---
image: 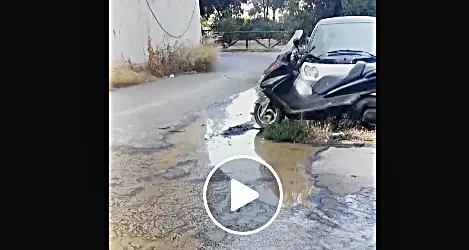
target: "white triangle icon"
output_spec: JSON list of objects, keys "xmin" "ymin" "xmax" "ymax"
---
[{"xmin": 230, "ymin": 179, "xmax": 259, "ymax": 211}]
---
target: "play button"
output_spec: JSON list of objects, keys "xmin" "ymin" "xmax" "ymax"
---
[
  {"xmin": 203, "ymin": 155, "xmax": 283, "ymax": 235},
  {"xmin": 230, "ymin": 179, "xmax": 259, "ymax": 211}
]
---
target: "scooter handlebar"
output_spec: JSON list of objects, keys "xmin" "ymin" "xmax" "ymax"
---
[{"xmin": 296, "ymin": 53, "xmax": 321, "ymax": 70}]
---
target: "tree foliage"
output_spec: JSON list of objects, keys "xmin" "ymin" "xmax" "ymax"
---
[
  {"xmin": 200, "ymin": 0, "xmax": 376, "ymax": 41},
  {"xmin": 250, "ymin": 0, "xmax": 270, "ymax": 19},
  {"xmin": 270, "ymin": 0, "xmax": 286, "ymax": 21},
  {"xmin": 281, "ymin": 0, "xmax": 376, "ymax": 37},
  {"xmin": 216, "ymin": 17, "xmax": 287, "ymax": 44},
  {"xmin": 248, "ymin": 0, "xmax": 285, "ymax": 20},
  {"xmin": 199, "ymin": 0, "xmax": 248, "ymax": 19},
  {"xmin": 342, "ymin": 0, "xmax": 376, "ymax": 16}
]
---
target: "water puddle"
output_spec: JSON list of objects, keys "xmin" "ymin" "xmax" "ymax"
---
[
  {"xmin": 205, "ymin": 88, "xmax": 261, "ymax": 164},
  {"xmin": 204, "ymin": 87, "xmax": 325, "ymax": 207},
  {"xmin": 200, "ymin": 87, "xmax": 376, "ymax": 248},
  {"xmin": 254, "ymin": 137, "xmax": 326, "ymax": 207}
]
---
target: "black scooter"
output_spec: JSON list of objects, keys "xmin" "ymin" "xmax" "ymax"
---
[{"xmin": 253, "ymin": 38, "xmax": 376, "ymax": 128}]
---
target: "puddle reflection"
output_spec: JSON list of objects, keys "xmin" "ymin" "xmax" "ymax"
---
[
  {"xmin": 205, "ymin": 88, "xmax": 325, "ymax": 207},
  {"xmin": 254, "ymin": 137, "xmax": 325, "ymax": 207}
]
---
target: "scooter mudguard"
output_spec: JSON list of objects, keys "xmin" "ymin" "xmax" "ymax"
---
[{"xmin": 251, "ymin": 94, "xmax": 271, "ymax": 116}]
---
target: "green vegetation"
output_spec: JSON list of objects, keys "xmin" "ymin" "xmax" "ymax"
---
[
  {"xmin": 263, "ymin": 119, "xmax": 311, "ymax": 143},
  {"xmin": 200, "ymin": 0, "xmax": 376, "ymax": 43},
  {"xmin": 262, "ymin": 118, "xmax": 376, "ymax": 144}
]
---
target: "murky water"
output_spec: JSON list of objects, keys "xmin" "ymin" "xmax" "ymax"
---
[
  {"xmin": 204, "ymin": 87, "xmax": 327, "ymax": 208},
  {"xmin": 254, "ymin": 136, "xmax": 326, "ymax": 207}
]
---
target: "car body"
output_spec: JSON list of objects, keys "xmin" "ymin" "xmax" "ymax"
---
[{"xmin": 300, "ymin": 16, "xmax": 376, "ymax": 88}]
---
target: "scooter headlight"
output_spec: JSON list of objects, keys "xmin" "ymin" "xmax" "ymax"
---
[{"xmin": 304, "ymin": 66, "xmax": 319, "ymax": 79}]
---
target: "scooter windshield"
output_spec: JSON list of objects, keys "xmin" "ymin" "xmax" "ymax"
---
[{"xmin": 279, "ymin": 30, "xmax": 304, "ymax": 55}]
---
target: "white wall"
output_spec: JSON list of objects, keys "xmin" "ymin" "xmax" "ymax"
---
[{"xmin": 110, "ymin": 0, "xmax": 202, "ymax": 64}]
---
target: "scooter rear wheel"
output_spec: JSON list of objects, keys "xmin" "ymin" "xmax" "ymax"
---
[
  {"xmin": 254, "ymin": 103, "xmax": 285, "ymax": 128},
  {"xmin": 349, "ymin": 97, "xmax": 376, "ymax": 128},
  {"xmin": 362, "ymin": 108, "xmax": 376, "ymax": 128}
]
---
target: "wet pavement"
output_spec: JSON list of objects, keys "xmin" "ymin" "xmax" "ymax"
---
[
  {"xmin": 110, "ymin": 53, "xmax": 376, "ymax": 250},
  {"xmin": 199, "ymin": 89, "xmax": 376, "ymax": 250}
]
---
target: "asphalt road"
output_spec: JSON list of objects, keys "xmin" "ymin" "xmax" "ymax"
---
[
  {"xmin": 109, "ymin": 52, "xmax": 376, "ymax": 250},
  {"xmin": 111, "ymin": 52, "xmax": 277, "ymax": 147}
]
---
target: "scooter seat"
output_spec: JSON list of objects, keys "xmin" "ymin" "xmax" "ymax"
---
[{"xmin": 312, "ymin": 61, "xmax": 366, "ymax": 95}]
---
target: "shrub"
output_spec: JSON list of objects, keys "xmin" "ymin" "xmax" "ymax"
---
[
  {"xmin": 147, "ymin": 37, "xmax": 219, "ymax": 77},
  {"xmin": 109, "ymin": 38, "xmax": 220, "ymax": 89},
  {"xmin": 263, "ymin": 119, "xmax": 311, "ymax": 143},
  {"xmin": 262, "ymin": 118, "xmax": 376, "ymax": 144},
  {"xmin": 109, "ymin": 62, "xmax": 150, "ymax": 88}
]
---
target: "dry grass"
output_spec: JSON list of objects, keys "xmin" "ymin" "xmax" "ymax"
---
[
  {"xmin": 263, "ymin": 119, "xmax": 376, "ymax": 145},
  {"xmin": 310, "ymin": 120, "xmax": 376, "ymax": 143},
  {"xmin": 109, "ymin": 61, "xmax": 153, "ymax": 88},
  {"xmin": 147, "ymin": 36, "xmax": 219, "ymax": 77},
  {"xmin": 345, "ymin": 128, "xmax": 376, "ymax": 143},
  {"xmin": 109, "ymin": 37, "xmax": 220, "ymax": 89},
  {"xmin": 309, "ymin": 122, "xmax": 333, "ymax": 141}
]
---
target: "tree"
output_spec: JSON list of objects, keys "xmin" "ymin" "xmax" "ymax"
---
[
  {"xmin": 250, "ymin": 0, "xmax": 270, "ymax": 19},
  {"xmin": 247, "ymin": 7, "xmax": 259, "ymax": 17},
  {"xmin": 269, "ymin": 0, "xmax": 286, "ymax": 21},
  {"xmin": 281, "ymin": 0, "xmax": 375, "ymax": 36},
  {"xmin": 342, "ymin": 0, "xmax": 376, "ymax": 16},
  {"xmin": 333, "ymin": 0, "xmax": 343, "ymax": 17},
  {"xmin": 199, "ymin": 0, "xmax": 248, "ymax": 19}
]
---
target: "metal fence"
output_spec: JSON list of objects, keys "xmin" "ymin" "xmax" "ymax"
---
[{"xmin": 211, "ymin": 30, "xmax": 290, "ymax": 49}]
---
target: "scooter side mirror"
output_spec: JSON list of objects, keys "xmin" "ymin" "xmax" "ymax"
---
[{"xmin": 293, "ymin": 38, "xmax": 300, "ymax": 49}]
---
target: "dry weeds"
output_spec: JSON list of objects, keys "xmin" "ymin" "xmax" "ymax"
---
[
  {"xmin": 109, "ymin": 37, "xmax": 220, "ymax": 89},
  {"xmin": 309, "ymin": 120, "xmax": 376, "ymax": 144},
  {"xmin": 147, "ymin": 36, "xmax": 219, "ymax": 78},
  {"xmin": 345, "ymin": 128, "xmax": 376, "ymax": 143},
  {"xmin": 263, "ymin": 119, "xmax": 376, "ymax": 145},
  {"xmin": 109, "ymin": 61, "xmax": 153, "ymax": 88}
]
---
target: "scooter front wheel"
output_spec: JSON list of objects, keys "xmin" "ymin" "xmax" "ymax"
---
[{"xmin": 254, "ymin": 102, "xmax": 285, "ymax": 128}]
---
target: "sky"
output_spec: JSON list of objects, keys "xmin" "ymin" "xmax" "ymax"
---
[
  {"xmin": 240, "ymin": 2, "xmax": 284, "ymax": 19},
  {"xmin": 204, "ymin": 2, "xmax": 285, "ymax": 25}
]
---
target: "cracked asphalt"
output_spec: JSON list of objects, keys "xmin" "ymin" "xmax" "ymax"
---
[{"xmin": 109, "ymin": 52, "xmax": 376, "ymax": 250}]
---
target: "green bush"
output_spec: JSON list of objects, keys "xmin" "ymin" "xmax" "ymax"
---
[{"xmin": 262, "ymin": 120, "xmax": 311, "ymax": 143}]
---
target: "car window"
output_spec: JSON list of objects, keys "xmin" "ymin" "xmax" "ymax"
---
[{"xmin": 309, "ymin": 22, "xmax": 376, "ymax": 56}]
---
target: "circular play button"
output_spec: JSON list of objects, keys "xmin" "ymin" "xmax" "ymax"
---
[{"xmin": 203, "ymin": 155, "xmax": 283, "ymax": 235}]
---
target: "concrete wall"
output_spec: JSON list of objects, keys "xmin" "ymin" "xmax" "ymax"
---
[{"xmin": 110, "ymin": 0, "xmax": 202, "ymax": 64}]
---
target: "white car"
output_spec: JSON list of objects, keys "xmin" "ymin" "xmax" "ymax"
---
[{"xmin": 295, "ymin": 16, "xmax": 376, "ymax": 96}]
